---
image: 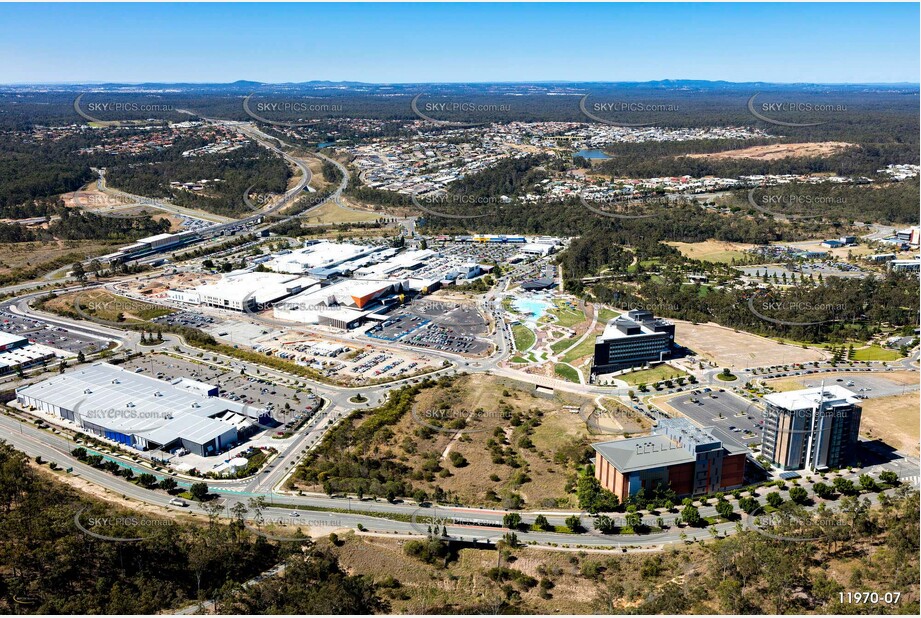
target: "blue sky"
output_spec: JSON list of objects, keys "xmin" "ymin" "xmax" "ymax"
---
[{"xmin": 1, "ymin": 3, "xmax": 917, "ymax": 84}]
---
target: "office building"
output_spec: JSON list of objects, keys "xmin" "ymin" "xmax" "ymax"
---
[
  {"xmin": 592, "ymin": 309, "xmax": 675, "ymax": 375},
  {"xmin": 592, "ymin": 418, "xmax": 747, "ymax": 502},
  {"xmin": 761, "ymin": 385, "xmax": 862, "ymax": 471}
]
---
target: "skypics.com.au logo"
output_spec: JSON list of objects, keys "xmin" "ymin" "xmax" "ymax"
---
[
  {"xmin": 746, "ymin": 93, "xmax": 847, "ymax": 127},
  {"xmin": 746, "ymin": 292, "xmax": 852, "ymax": 327},
  {"xmin": 243, "ymin": 93, "xmax": 344, "ymax": 127},
  {"xmin": 244, "ymin": 513, "xmax": 343, "ymax": 542},
  {"xmin": 746, "ymin": 188, "xmax": 845, "ymax": 220},
  {"xmin": 410, "ymin": 93, "xmax": 512, "ymax": 127},
  {"xmin": 73, "ymin": 506, "xmax": 175, "ymax": 542},
  {"xmin": 410, "ymin": 190, "xmax": 501, "ymax": 220},
  {"xmin": 70, "ymin": 189, "xmax": 165, "ymax": 220},
  {"xmin": 71, "ymin": 294, "xmax": 172, "ymax": 330},
  {"xmin": 73, "ymin": 93, "xmax": 175, "ymax": 126},
  {"xmin": 579, "ymin": 95, "xmax": 679, "ymax": 127},
  {"xmin": 410, "ymin": 407, "xmax": 512, "ymax": 435},
  {"xmin": 578, "ymin": 190, "xmax": 674, "ymax": 220}
]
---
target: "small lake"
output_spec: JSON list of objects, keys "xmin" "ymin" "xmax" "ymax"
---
[{"xmin": 573, "ymin": 149, "xmax": 611, "ymax": 160}]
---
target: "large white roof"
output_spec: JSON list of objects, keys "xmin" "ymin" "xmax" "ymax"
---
[
  {"xmin": 16, "ymin": 363, "xmax": 262, "ymax": 447},
  {"xmin": 764, "ymin": 385, "xmax": 860, "ymax": 411},
  {"xmin": 195, "ymin": 271, "xmax": 317, "ymax": 304}
]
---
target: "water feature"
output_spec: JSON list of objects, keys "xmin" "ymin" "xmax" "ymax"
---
[
  {"xmin": 573, "ymin": 149, "xmax": 611, "ymax": 160},
  {"xmin": 512, "ymin": 296, "xmax": 553, "ymax": 322}
]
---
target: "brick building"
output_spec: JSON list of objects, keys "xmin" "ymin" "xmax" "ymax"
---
[{"xmin": 592, "ymin": 418, "xmax": 748, "ymax": 502}]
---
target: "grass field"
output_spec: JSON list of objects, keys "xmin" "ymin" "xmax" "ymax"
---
[
  {"xmin": 547, "ymin": 300, "xmax": 586, "ymax": 328},
  {"xmin": 665, "ymin": 240, "xmax": 757, "ymax": 264},
  {"xmin": 554, "ymin": 363, "xmax": 580, "ymax": 383},
  {"xmin": 597, "ymin": 307, "xmax": 620, "ymax": 323},
  {"xmin": 0, "ymin": 240, "xmax": 117, "ymax": 285},
  {"xmin": 325, "ymin": 532, "xmax": 683, "ymax": 613},
  {"xmin": 512, "ymin": 324, "xmax": 536, "ymax": 351},
  {"xmin": 380, "ymin": 375, "xmax": 604, "ymax": 506},
  {"xmin": 550, "ymin": 336, "xmax": 578, "ymax": 354},
  {"xmin": 851, "ymin": 345, "xmax": 903, "ymax": 361},
  {"xmin": 297, "ymin": 199, "xmax": 381, "ymax": 224},
  {"xmin": 859, "ymin": 393, "xmax": 920, "ymax": 456},
  {"xmin": 559, "ymin": 335, "xmax": 597, "ymax": 364},
  {"xmin": 619, "ymin": 364, "xmax": 688, "ymax": 386},
  {"xmin": 686, "ymin": 141, "xmax": 853, "ymax": 161}
]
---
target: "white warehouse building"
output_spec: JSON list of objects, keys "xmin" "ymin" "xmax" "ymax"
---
[{"xmin": 16, "ymin": 363, "xmax": 269, "ymax": 457}]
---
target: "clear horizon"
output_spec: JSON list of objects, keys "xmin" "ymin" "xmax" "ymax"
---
[{"xmin": 0, "ymin": 2, "xmax": 917, "ymax": 84}]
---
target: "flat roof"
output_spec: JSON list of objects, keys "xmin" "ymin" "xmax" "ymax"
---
[
  {"xmin": 16, "ymin": 363, "xmax": 263, "ymax": 447},
  {"xmin": 598, "ymin": 315, "xmax": 670, "ymax": 342},
  {"xmin": 137, "ymin": 233, "xmax": 178, "ymax": 244},
  {"xmin": 195, "ymin": 271, "xmax": 317, "ymax": 304},
  {"xmin": 763, "ymin": 385, "xmax": 860, "ymax": 411},
  {"xmin": 593, "ymin": 417, "xmax": 748, "ymax": 472},
  {"xmin": 593, "ymin": 434, "xmax": 694, "ymax": 472},
  {"xmin": 268, "ymin": 241, "xmax": 383, "ymax": 273},
  {"xmin": 0, "ymin": 331, "xmax": 28, "ymax": 347}
]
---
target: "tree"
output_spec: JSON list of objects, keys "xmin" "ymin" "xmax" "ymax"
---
[
  {"xmin": 533, "ymin": 514, "xmax": 551, "ymax": 531},
  {"xmin": 715, "ymin": 500, "xmax": 734, "ymax": 519},
  {"xmin": 593, "ymin": 514, "xmax": 617, "ymax": 534},
  {"xmin": 680, "ymin": 504, "xmax": 702, "ymax": 527},
  {"xmin": 812, "ymin": 482, "xmax": 833, "ymax": 499},
  {"xmin": 858, "ymin": 474, "xmax": 877, "ymax": 492},
  {"xmin": 190, "ymin": 481, "xmax": 210, "ymax": 502},
  {"xmin": 71, "ymin": 261, "xmax": 86, "ymax": 282},
  {"xmin": 576, "ymin": 475, "xmax": 619, "ymax": 513},
  {"xmin": 765, "ymin": 492, "xmax": 784, "ymax": 508},
  {"xmin": 77, "ymin": 350, "xmax": 86, "ymax": 363},
  {"xmin": 738, "ymin": 496, "xmax": 759, "ymax": 513},
  {"xmin": 137, "ymin": 473, "xmax": 158, "ymax": 488},
  {"xmin": 832, "ymin": 477, "xmax": 857, "ymax": 496},
  {"xmin": 788, "ymin": 486, "xmax": 809, "ymax": 504},
  {"xmin": 159, "ymin": 477, "xmax": 178, "ymax": 492},
  {"xmin": 565, "ymin": 515, "xmax": 583, "ymax": 533},
  {"xmin": 503, "ymin": 512, "xmax": 522, "ymax": 530},
  {"xmin": 879, "ymin": 470, "xmax": 899, "ymax": 485},
  {"xmin": 625, "ymin": 512, "xmax": 643, "ymax": 531}
]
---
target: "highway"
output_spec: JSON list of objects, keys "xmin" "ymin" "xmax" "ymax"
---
[
  {"xmin": 3, "ymin": 407, "xmax": 917, "ymax": 551},
  {"xmin": 0, "ymin": 116, "xmax": 917, "ymax": 553},
  {"xmin": 3, "ymin": 274, "xmax": 918, "ymax": 551}
]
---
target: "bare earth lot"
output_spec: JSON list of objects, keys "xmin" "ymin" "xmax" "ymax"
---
[
  {"xmin": 675, "ymin": 321, "xmax": 826, "ymax": 369},
  {"xmin": 666, "ymin": 240, "xmax": 757, "ymax": 264},
  {"xmin": 859, "ymin": 393, "xmax": 920, "ymax": 456},
  {"xmin": 0, "ymin": 239, "xmax": 116, "ymax": 279},
  {"xmin": 686, "ymin": 141, "xmax": 854, "ymax": 161}
]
